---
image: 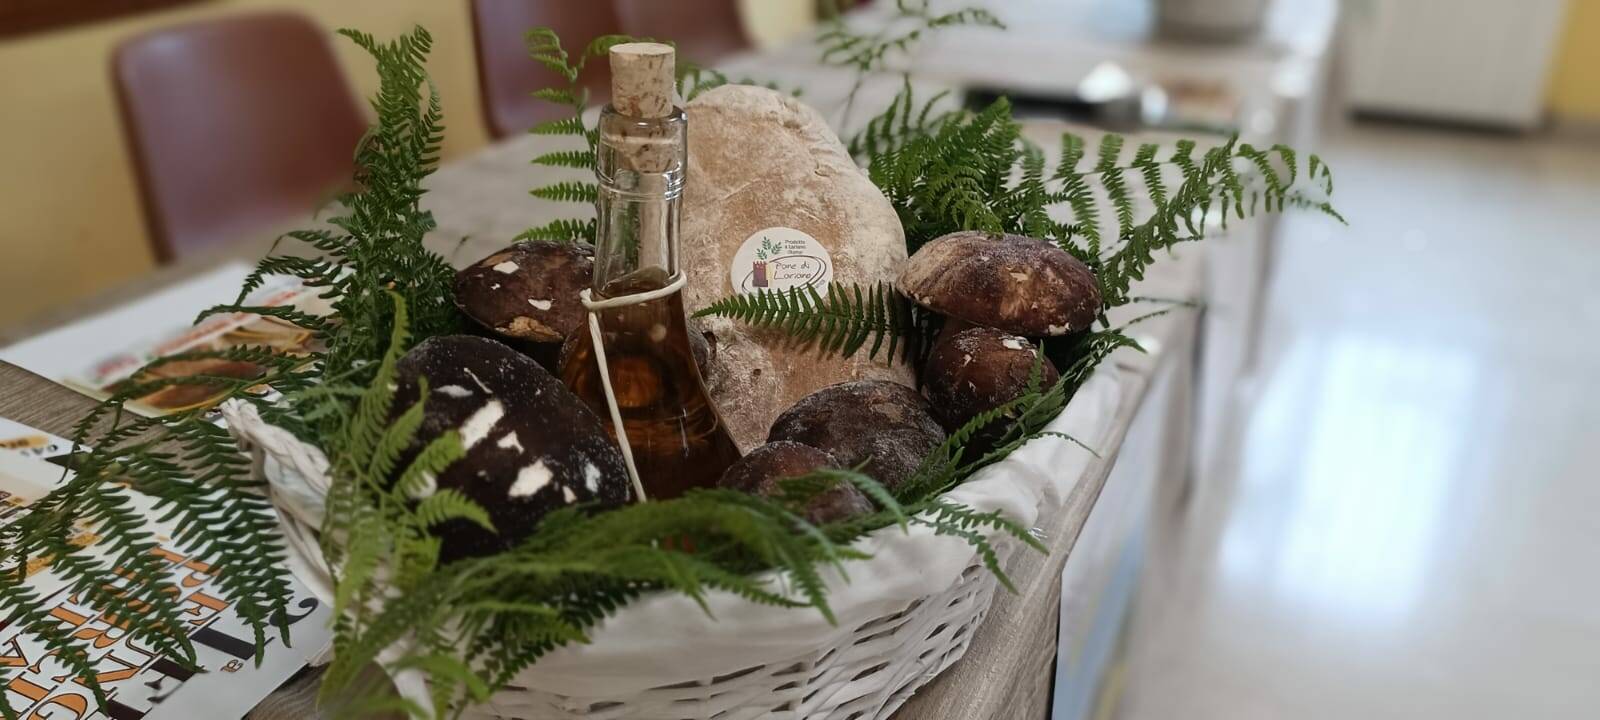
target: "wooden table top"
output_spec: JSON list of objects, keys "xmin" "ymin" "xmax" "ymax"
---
[{"xmin": 0, "ymin": 10, "xmax": 1215, "ymax": 717}]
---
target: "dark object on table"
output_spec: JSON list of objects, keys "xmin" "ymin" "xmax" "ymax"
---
[
  {"xmin": 614, "ymin": 0, "xmax": 749, "ymax": 63},
  {"xmin": 899, "ymin": 231, "xmax": 1102, "ymax": 338},
  {"xmin": 719, "ymin": 441, "xmax": 873, "ymax": 525},
  {"xmin": 392, "ymin": 335, "xmax": 631, "ymax": 562},
  {"xmin": 470, "ymin": 0, "xmax": 621, "ymax": 139},
  {"xmin": 965, "ymin": 88, "xmax": 1140, "ymax": 130},
  {"xmin": 964, "ymin": 61, "xmax": 1146, "ymax": 131},
  {"xmin": 455, "ymin": 241, "xmax": 595, "ymax": 344},
  {"xmin": 113, "ymin": 12, "xmax": 366, "ymax": 263},
  {"xmin": 768, "ymin": 380, "xmax": 945, "ymax": 492},
  {"xmin": 923, "ymin": 327, "xmax": 1060, "ymax": 437}
]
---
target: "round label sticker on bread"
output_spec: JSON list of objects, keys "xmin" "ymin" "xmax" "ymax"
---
[{"xmin": 730, "ymin": 227, "xmax": 833, "ymax": 296}]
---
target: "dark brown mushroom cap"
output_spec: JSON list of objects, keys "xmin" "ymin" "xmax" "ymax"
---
[
  {"xmin": 391, "ymin": 335, "xmax": 631, "ymax": 562},
  {"xmin": 767, "ymin": 380, "xmax": 945, "ymax": 491},
  {"xmin": 454, "ymin": 241, "xmax": 594, "ymax": 343},
  {"xmin": 719, "ymin": 441, "xmax": 872, "ymax": 525},
  {"xmin": 923, "ymin": 327, "xmax": 1059, "ymax": 434},
  {"xmin": 897, "ymin": 231, "xmax": 1101, "ymax": 336}
]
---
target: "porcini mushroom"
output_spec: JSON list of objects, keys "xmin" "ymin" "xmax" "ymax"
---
[
  {"xmin": 897, "ymin": 231, "xmax": 1101, "ymax": 337},
  {"xmin": 719, "ymin": 441, "xmax": 873, "ymax": 524},
  {"xmin": 767, "ymin": 380, "xmax": 945, "ymax": 491},
  {"xmin": 922, "ymin": 327, "xmax": 1059, "ymax": 435}
]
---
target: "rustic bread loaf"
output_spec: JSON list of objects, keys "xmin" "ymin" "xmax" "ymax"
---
[
  {"xmin": 392, "ymin": 335, "xmax": 630, "ymax": 561},
  {"xmin": 454, "ymin": 241, "xmax": 594, "ymax": 345},
  {"xmin": 682, "ymin": 85, "xmax": 916, "ymax": 450}
]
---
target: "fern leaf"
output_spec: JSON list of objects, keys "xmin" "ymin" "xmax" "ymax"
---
[
  {"xmin": 531, "ymin": 149, "xmax": 595, "ymax": 170},
  {"xmin": 530, "ymin": 87, "xmax": 576, "ymax": 106},
  {"xmin": 395, "ymin": 432, "xmax": 467, "ymax": 502},
  {"xmin": 692, "ymin": 282, "xmax": 926, "ymax": 363},
  {"xmin": 529, "ymin": 115, "xmax": 586, "ymax": 137},
  {"xmin": 414, "ymin": 488, "xmax": 492, "ymax": 531},
  {"xmin": 529, "ymin": 180, "xmax": 598, "ymax": 204},
  {"xmin": 370, "ymin": 390, "xmax": 425, "ymax": 482},
  {"xmin": 524, "ymin": 28, "xmax": 577, "ymax": 83},
  {"xmin": 517, "ymin": 217, "xmax": 596, "ymax": 244}
]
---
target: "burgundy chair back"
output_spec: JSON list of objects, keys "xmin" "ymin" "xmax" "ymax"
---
[
  {"xmin": 471, "ymin": 0, "xmax": 622, "ymax": 140},
  {"xmin": 114, "ymin": 12, "xmax": 365, "ymax": 263},
  {"xmin": 613, "ymin": 0, "xmax": 750, "ymax": 65}
]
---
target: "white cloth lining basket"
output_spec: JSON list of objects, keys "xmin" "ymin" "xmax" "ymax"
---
[{"xmin": 222, "ymin": 368, "xmax": 1122, "ymax": 720}]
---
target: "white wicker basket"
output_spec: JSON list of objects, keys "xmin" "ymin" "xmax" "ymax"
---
[{"xmin": 222, "ymin": 368, "xmax": 1121, "ymax": 720}]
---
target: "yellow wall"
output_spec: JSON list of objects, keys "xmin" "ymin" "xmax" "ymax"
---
[
  {"xmin": 0, "ymin": 0, "xmax": 490, "ymax": 331},
  {"xmin": 739, "ymin": 0, "xmax": 816, "ymax": 48},
  {"xmin": 1550, "ymin": 0, "xmax": 1600, "ymax": 120}
]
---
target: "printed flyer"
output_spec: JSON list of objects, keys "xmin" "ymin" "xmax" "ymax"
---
[
  {"xmin": 0, "ymin": 265, "xmax": 327, "ymax": 417},
  {"xmin": 0, "ymin": 418, "xmax": 330, "ymax": 719}
]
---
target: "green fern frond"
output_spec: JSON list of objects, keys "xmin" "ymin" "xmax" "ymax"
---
[
  {"xmin": 911, "ymin": 500, "xmax": 1045, "ymax": 593},
  {"xmin": 529, "ymin": 115, "xmax": 587, "ymax": 137},
  {"xmin": 529, "ymin": 180, "xmax": 598, "ymax": 204},
  {"xmin": 394, "ymin": 433, "xmax": 467, "ymax": 502},
  {"xmin": 518, "ymin": 27, "xmax": 650, "ymax": 244},
  {"xmin": 818, "ymin": 2, "xmax": 1002, "ymax": 72},
  {"xmin": 194, "ymin": 303, "xmax": 333, "ymax": 335},
  {"xmin": 525, "ymin": 27, "xmax": 577, "ymax": 83},
  {"xmin": 678, "ymin": 62, "xmax": 730, "ymax": 100},
  {"xmin": 414, "ymin": 488, "xmax": 492, "ymax": 531},
  {"xmin": 897, "ymin": 395, "xmax": 1035, "ymax": 501},
  {"xmin": 692, "ymin": 282, "xmax": 930, "ymax": 363},
  {"xmin": 516, "ymin": 217, "xmax": 596, "ymax": 244},
  {"xmin": 531, "ymin": 87, "xmax": 578, "ymax": 106},
  {"xmin": 531, "ymin": 149, "xmax": 595, "ymax": 170},
  {"xmin": 370, "ymin": 385, "xmax": 425, "ymax": 482}
]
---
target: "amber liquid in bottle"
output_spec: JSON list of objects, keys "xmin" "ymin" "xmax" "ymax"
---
[
  {"xmin": 561, "ymin": 271, "xmax": 741, "ymax": 499},
  {"xmin": 559, "ymin": 45, "xmax": 741, "ymax": 500}
]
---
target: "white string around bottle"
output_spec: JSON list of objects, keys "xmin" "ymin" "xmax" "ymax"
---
[{"xmin": 579, "ymin": 272, "xmax": 687, "ymax": 504}]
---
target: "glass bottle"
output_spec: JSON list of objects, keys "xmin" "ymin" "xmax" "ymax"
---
[{"xmin": 559, "ymin": 43, "xmax": 742, "ymax": 500}]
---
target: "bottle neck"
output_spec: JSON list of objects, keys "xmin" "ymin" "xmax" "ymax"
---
[{"xmin": 593, "ymin": 105, "xmax": 687, "ymax": 294}]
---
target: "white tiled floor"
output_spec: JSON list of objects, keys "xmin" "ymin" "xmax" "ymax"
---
[{"xmin": 1112, "ymin": 122, "xmax": 1600, "ymax": 719}]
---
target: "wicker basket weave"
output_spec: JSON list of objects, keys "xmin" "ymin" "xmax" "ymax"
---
[{"xmin": 221, "ymin": 368, "xmax": 1121, "ymax": 720}]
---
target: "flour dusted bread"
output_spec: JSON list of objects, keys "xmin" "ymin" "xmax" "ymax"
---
[
  {"xmin": 682, "ymin": 85, "xmax": 916, "ymax": 449},
  {"xmin": 391, "ymin": 335, "xmax": 630, "ymax": 561},
  {"xmin": 454, "ymin": 241, "xmax": 593, "ymax": 345}
]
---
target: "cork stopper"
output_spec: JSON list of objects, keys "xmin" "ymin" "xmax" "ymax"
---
[{"xmin": 610, "ymin": 43, "xmax": 676, "ymax": 119}]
